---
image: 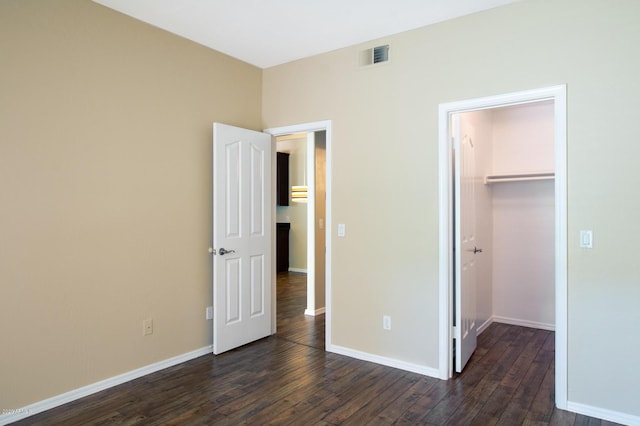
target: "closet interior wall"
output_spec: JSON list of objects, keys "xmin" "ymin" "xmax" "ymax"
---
[{"xmin": 461, "ymin": 101, "xmax": 555, "ymax": 332}]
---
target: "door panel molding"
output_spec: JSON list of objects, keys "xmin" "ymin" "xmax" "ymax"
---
[
  {"xmin": 454, "ymin": 119, "xmax": 478, "ymax": 373},
  {"xmin": 213, "ymin": 123, "xmax": 272, "ymax": 355}
]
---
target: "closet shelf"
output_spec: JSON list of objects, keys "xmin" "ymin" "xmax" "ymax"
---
[{"xmin": 484, "ymin": 172, "xmax": 555, "ymax": 184}]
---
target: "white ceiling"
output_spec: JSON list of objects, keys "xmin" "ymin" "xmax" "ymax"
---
[{"xmin": 92, "ymin": 0, "xmax": 519, "ymax": 69}]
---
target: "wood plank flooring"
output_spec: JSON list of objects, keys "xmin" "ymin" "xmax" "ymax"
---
[
  {"xmin": 14, "ymin": 272, "xmax": 618, "ymax": 425},
  {"xmin": 277, "ymin": 271, "xmax": 324, "ymax": 350}
]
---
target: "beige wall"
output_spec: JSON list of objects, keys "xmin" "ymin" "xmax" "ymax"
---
[
  {"xmin": 0, "ymin": 0, "xmax": 261, "ymax": 409},
  {"xmin": 263, "ymin": 0, "xmax": 640, "ymax": 417},
  {"xmin": 314, "ymin": 131, "xmax": 327, "ymax": 309}
]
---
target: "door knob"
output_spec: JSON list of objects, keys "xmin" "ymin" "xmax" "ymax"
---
[
  {"xmin": 473, "ymin": 247, "xmax": 483, "ymax": 254},
  {"xmin": 218, "ymin": 247, "xmax": 236, "ymax": 256}
]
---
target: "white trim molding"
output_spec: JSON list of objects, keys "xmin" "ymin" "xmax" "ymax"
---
[
  {"xmin": 567, "ymin": 401, "xmax": 640, "ymax": 426},
  {"xmin": 328, "ymin": 344, "xmax": 441, "ymax": 379},
  {"xmin": 492, "ymin": 316, "xmax": 555, "ymax": 331},
  {"xmin": 288, "ymin": 267, "xmax": 308, "ymax": 273},
  {"xmin": 0, "ymin": 346, "xmax": 212, "ymax": 426},
  {"xmin": 477, "ymin": 316, "xmax": 555, "ymax": 337},
  {"xmin": 304, "ymin": 307, "xmax": 326, "ymax": 316},
  {"xmin": 476, "ymin": 317, "xmax": 494, "ymax": 335}
]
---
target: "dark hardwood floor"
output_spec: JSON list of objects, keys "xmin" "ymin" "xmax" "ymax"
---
[
  {"xmin": 14, "ymin": 272, "xmax": 618, "ymax": 425},
  {"xmin": 277, "ymin": 271, "xmax": 325, "ymax": 350}
]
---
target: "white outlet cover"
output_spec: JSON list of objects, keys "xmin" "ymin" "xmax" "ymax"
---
[
  {"xmin": 143, "ymin": 318, "xmax": 153, "ymax": 336},
  {"xmin": 383, "ymin": 315, "xmax": 391, "ymax": 330}
]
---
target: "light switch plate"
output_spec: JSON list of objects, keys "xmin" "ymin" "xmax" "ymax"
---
[
  {"xmin": 337, "ymin": 223, "xmax": 346, "ymax": 237},
  {"xmin": 579, "ymin": 230, "xmax": 593, "ymax": 248}
]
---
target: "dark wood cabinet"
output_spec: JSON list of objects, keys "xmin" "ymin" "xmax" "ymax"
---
[
  {"xmin": 276, "ymin": 222, "xmax": 290, "ymax": 273},
  {"xmin": 276, "ymin": 152, "xmax": 289, "ymax": 206}
]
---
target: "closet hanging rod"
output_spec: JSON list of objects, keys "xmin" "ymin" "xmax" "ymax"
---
[{"xmin": 484, "ymin": 172, "xmax": 555, "ymax": 184}]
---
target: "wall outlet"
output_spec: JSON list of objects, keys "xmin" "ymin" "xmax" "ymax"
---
[
  {"xmin": 143, "ymin": 318, "xmax": 153, "ymax": 336},
  {"xmin": 206, "ymin": 306, "xmax": 213, "ymax": 320},
  {"xmin": 383, "ymin": 315, "xmax": 391, "ymax": 330}
]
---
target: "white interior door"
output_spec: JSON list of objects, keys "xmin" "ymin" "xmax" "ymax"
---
[
  {"xmin": 212, "ymin": 123, "xmax": 272, "ymax": 355},
  {"xmin": 454, "ymin": 114, "xmax": 479, "ymax": 372}
]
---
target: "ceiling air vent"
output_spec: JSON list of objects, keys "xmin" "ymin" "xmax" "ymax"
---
[{"xmin": 360, "ymin": 44, "xmax": 390, "ymax": 67}]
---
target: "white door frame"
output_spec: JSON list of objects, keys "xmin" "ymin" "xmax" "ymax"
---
[
  {"xmin": 437, "ymin": 85, "xmax": 567, "ymax": 409},
  {"xmin": 264, "ymin": 120, "xmax": 332, "ymax": 345}
]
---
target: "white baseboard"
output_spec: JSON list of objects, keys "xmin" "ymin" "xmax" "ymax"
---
[
  {"xmin": 492, "ymin": 315, "xmax": 555, "ymax": 331},
  {"xmin": 288, "ymin": 268, "xmax": 307, "ymax": 273},
  {"xmin": 567, "ymin": 401, "xmax": 640, "ymax": 426},
  {"xmin": 477, "ymin": 317, "xmax": 494, "ymax": 335},
  {"xmin": 0, "ymin": 345, "xmax": 213, "ymax": 426},
  {"xmin": 327, "ymin": 344, "xmax": 440, "ymax": 379},
  {"xmin": 304, "ymin": 307, "xmax": 326, "ymax": 316},
  {"xmin": 476, "ymin": 316, "xmax": 554, "ymax": 336}
]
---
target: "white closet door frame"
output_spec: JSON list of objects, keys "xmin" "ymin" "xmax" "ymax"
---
[{"xmin": 437, "ymin": 85, "xmax": 567, "ymax": 409}]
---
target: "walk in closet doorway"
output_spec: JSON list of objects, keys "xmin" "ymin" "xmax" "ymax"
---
[
  {"xmin": 438, "ymin": 85, "xmax": 568, "ymax": 408},
  {"xmin": 458, "ymin": 100, "xmax": 556, "ymax": 337}
]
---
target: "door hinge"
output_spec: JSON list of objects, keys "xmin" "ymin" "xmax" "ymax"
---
[{"xmin": 452, "ymin": 325, "xmax": 458, "ymax": 338}]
